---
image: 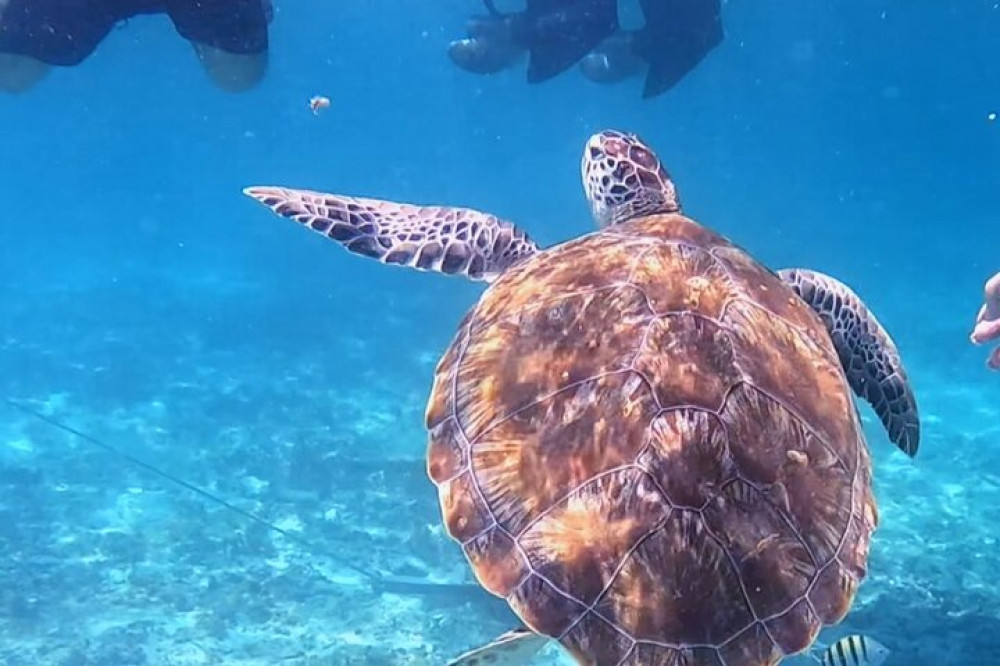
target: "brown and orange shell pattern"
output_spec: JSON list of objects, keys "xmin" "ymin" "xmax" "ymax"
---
[{"xmin": 425, "ymin": 213, "xmax": 876, "ymax": 666}]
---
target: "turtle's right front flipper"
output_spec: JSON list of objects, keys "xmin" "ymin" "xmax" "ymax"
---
[
  {"xmin": 243, "ymin": 187, "xmax": 539, "ymax": 282},
  {"xmin": 778, "ymin": 268, "xmax": 920, "ymax": 457}
]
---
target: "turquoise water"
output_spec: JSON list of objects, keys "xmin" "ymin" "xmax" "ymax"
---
[{"xmin": 1, "ymin": 2, "xmax": 999, "ymax": 664}]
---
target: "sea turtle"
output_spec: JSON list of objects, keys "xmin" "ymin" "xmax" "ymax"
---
[{"xmin": 243, "ymin": 130, "xmax": 919, "ymax": 665}]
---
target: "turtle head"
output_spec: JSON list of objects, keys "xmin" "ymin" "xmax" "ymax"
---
[{"xmin": 581, "ymin": 130, "xmax": 681, "ymax": 228}]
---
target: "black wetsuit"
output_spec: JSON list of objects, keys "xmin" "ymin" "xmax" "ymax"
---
[{"xmin": 0, "ymin": 0, "xmax": 270, "ymax": 67}]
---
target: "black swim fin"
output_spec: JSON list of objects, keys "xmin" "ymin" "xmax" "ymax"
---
[
  {"xmin": 636, "ymin": 0, "xmax": 724, "ymax": 99},
  {"xmin": 519, "ymin": 0, "xmax": 620, "ymax": 83}
]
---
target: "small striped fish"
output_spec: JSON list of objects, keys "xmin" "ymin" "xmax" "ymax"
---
[{"xmin": 816, "ymin": 634, "xmax": 890, "ymax": 666}]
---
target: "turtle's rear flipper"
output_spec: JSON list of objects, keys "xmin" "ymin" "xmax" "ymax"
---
[
  {"xmin": 447, "ymin": 627, "xmax": 550, "ymax": 665},
  {"xmin": 522, "ymin": 0, "xmax": 619, "ymax": 83},
  {"xmin": 636, "ymin": 0, "xmax": 723, "ymax": 99},
  {"xmin": 243, "ymin": 187, "xmax": 539, "ymax": 282},
  {"xmin": 778, "ymin": 268, "xmax": 920, "ymax": 457}
]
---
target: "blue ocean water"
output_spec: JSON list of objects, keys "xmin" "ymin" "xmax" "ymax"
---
[{"xmin": 1, "ymin": 1, "xmax": 998, "ymax": 664}]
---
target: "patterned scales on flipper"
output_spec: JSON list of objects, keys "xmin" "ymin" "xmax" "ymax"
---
[
  {"xmin": 446, "ymin": 628, "xmax": 550, "ymax": 666},
  {"xmin": 777, "ymin": 268, "xmax": 920, "ymax": 457},
  {"xmin": 243, "ymin": 187, "xmax": 540, "ymax": 281}
]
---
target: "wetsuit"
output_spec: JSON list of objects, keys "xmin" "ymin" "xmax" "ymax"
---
[{"xmin": 0, "ymin": 0, "xmax": 270, "ymax": 67}]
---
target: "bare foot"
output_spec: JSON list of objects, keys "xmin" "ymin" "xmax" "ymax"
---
[
  {"xmin": 0, "ymin": 0, "xmax": 49, "ymax": 93},
  {"xmin": 0, "ymin": 53, "xmax": 49, "ymax": 93},
  {"xmin": 971, "ymin": 272, "xmax": 1000, "ymax": 369},
  {"xmin": 191, "ymin": 41, "xmax": 267, "ymax": 92}
]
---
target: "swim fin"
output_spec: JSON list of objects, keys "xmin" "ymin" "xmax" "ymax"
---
[
  {"xmin": 636, "ymin": 0, "xmax": 724, "ymax": 98},
  {"xmin": 520, "ymin": 0, "xmax": 620, "ymax": 83}
]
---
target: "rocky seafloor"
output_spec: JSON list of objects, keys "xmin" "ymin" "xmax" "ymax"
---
[{"xmin": 2, "ymin": 274, "xmax": 999, "ymax": 665}]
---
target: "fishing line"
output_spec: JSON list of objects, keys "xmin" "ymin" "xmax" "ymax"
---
[{"xmin": 3, "ymin": 397, "xmax": 379, "ymax": 584}]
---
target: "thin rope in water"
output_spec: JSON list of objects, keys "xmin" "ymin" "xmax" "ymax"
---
[{"xmin": 3, "ymin": 397, "xmax": 380, "ymax": 584}]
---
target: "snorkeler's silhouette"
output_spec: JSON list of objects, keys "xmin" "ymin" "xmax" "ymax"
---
[
  {"xmin": 0, "ymin": 0, "xmax": 273, "ymax": 93},
  {"xmin": 448, "ymin": 0, "xmax": 724, "ymax": 99},
  {"xmin": 448, "ymin": 0, "xmax": 620, "ymax": 83},
  {"xmin": 584, "ymin": 0, "xmax": 723, "ymax": 98}
]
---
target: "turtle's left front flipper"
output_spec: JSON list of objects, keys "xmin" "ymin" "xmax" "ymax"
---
[
  {"xmin": 778, "ymin": 268, "xmax": 920, "ymax": 457},
  {"xmin": 244, "ymin": 186, "xmax": 539, "ymax": 282}
]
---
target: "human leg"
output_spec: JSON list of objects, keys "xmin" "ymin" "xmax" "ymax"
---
[
  {"xmin": 166, "ymin": 0, "xmax": 269, "ymax": 92},
  {"xmin": 0, "ymin": 0, "xmax": 115, "ymax": 92}
]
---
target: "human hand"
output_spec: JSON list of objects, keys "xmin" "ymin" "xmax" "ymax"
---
[{"xmin": 970, "ymin": 271, "xmax": 1000, "ymax": 369}]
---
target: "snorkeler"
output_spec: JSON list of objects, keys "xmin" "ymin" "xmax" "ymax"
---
[
  {"xmin": 447, "ymin": 0, "xmax": 620, "ymax": 84},
  {"xmin": 447, "ymin": 0, "xmax": 724, "ymax": 99},
  {"xmin": 0, "ymin": 0, "xmax": 273, "ymax": 93},
  {"xmin": 971, "ymin": 271, "xmax": 1000, "ymax": 369},
  {"xmin": 579, "ymin": 0, "xmax": 723, "ymax": 98}
]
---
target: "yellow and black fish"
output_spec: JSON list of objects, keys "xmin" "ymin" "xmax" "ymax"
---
[{"xmin": 817, "ymin": 634, "xmax": 891, "ymax": 666}]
